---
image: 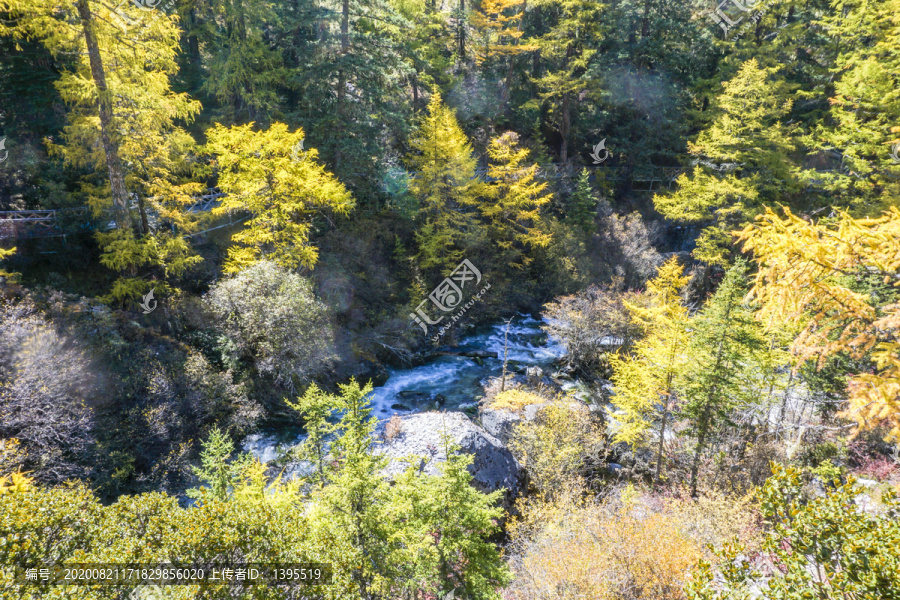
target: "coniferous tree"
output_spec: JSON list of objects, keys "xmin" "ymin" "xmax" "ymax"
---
[
  {"xmin": 480, "ymin": 131, "xmax": 552, "ymax": 269},
  {"xmin": 204, "ymin": 122, "xmax": 355, "ymax": 273},
  {"xmin": 611, "ymin": 257, "xmax": 690, "ymax": 481},
  {"xmin": 655, "ymin": 59, "xmax": 801, "ymax": 265},
  {"xmin": 529, "ymin": 0, "xmax": 605, "ymax": 162},
  {"xmin": 310, "ymin": 379, "xmax": 400, "ymax": 598},
  {"xmin": 286, "ymin": 383, "xmax": 336, "ymax": 489},
  {"xmin": 681, "ymin": 260, "xmax": 767, "ymax": 496},
  {"xmin": 567, "ymin": 168, "xmax": 598, "ymax": 234},
  {"xmin": 0, "ymin": 0, "xmax": 206, "ymax": 303},
  {"xmin": 391, "ymin": 435, "xmax": 511, "ymax": 599},
  {"xmin": 407, "ymin": 93, "xmax": 481, "ymax": 274}
]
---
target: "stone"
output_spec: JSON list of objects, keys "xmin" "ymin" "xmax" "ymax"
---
[
  {"xmin": 479, "ymin": 407, "xmax": 523, "ymax": 444},
  {"xmin": 374, "ymin": 411, "xmax": 523, "ymax": 503}
]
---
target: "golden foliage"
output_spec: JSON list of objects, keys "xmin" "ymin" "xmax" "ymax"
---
[
  {"xmin": 205, "ymin": 122, "xmax": 355, "ymax": 273},
  {"xmin": 506, "ymin": 486, "xmax": 757, "ymax": 600},
  {"xmin": 610, "ymin": 258, "xmax": 690, "ymax": 456},
  {"xmin": 491, "ymin": 389, "xmax": 546, "ymax": 413},
  {"xmin": 741, "ymin": 207, "xmax": 900, "ymax": 441},
  {"xmin": 0, "ymin": 471, "xmax": 33, "ymax": 494},
  {"xmin": 509, "ymin": 402, "xmax": 604, "ymax": 497}
]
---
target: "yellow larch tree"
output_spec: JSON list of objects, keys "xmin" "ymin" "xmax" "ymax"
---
[
  {"xmin": 204, "ymin": 122, "xmax": 355, "ymax": 274},
  {"xmin": 480, "ymin": 131, "xmax": 552, "ymax": 269},
  {"xmin": 610, "ymin": 257, "xmax": 691, "ymax": 481},
  {"xmin": 740, "ymin": 206, "xmax": 900, "ymax": 441}
]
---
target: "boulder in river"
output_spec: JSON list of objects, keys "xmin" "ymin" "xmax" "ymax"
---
[{"xmin": 374, "ymin": 411, "xmax": 523, "ymax": 504}]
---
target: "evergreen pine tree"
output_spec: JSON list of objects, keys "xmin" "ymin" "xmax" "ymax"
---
[
  {"xmin": 680, "ymin": 260, "xmax": 767, "ymax": 496},
  {"xmin": 655, "ymin": 59, "xmax": 800, "ymax": 265},
  {"xmin": 311, "ymin": 379, "xmax": 400, "ymax": 598},
  {"xmin": 391, "ymin": 434, "xmax": 511, "ymax": 598},
  {"xmin": 286, "ymin": 383, "xmax": 337, "ymax": 489},
  {"xmin": 567, "ymin": 168, "xmax": 598, "ymax": 234}
]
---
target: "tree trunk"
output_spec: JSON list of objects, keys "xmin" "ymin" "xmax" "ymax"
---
[
  {"xmin": 137, "ymin": 193, "xmax": 149, "ymax": 235},
  {"xmin": 655, "ymin": 394, "xmax": 670, "ymax": 481},
  {"xmin": 457, "ymin": 0, "xmax": 466, "ymax": 58},
  {"xmin": 76, "ymin": 0, "xmax": 131, "ymax": 232},
  {"xmin": 641, "ymin": 0, "xmax": 650, "ymax": 39},
  {"xmin": 690, "ymin": 404, "xmax": 711, "ymax": 497},
  {"xmin": 560, "ymin": 92, "xmax": 570, "ymax": 163},
  {"xmin": 334, "ymin": 0, "xmax": 350, "ymax": 171}
]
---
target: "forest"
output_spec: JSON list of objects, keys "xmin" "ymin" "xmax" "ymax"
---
[{"xmin": 0, "ymin": 0, "xmax": 899, "ymax": 598}]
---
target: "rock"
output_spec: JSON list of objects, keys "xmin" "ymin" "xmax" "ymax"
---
[
  {"xmin": 479, "ymin": 408, "xmax": 523, "ymax": 444},
  {"xmin": 522, "ymin": 403, "xmax": 549, "ymax": 421},
  {"xmin": 808, "ymin": 477, "xmax": 828, "ymax": 498},
  {"xmin": 479, "ymin": 402, "xmax": 547, "ymax": 444},
  {"xmin": 525, "ymin": 366, "xmax": 544, "ymax": 383},
  {"xmin": 398, "ymin": 390, "xmax": 430, "ymax": 400},
  {"xmin": 856, "ymin": 478, "xmax": 878, "ymax": 488},
  {"xmin": 435, "ymin": 350, "xmax": 500, "ymax": 359},
  {"xmin": 391, "ymin": 403, "xmax": 411, "ymax": 411},
  {"xmin": 374, "ymin": 412, "xmax": 523, "ymax": 503},
  {"xmin": 854, "ymin": 493, "xmax": 877, "ymax": 514},
  {"xmin": 460, "ymin": 350, "xmax": 499, "ymax": 359}
]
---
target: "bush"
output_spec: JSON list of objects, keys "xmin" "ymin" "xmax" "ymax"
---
[
  {"xmin": 490, "ymin": 389, "xmax": 545, "ymax": 413},
  {"xmin": 509, "ymin": 401, "xmax": 604, "ymax": 497},
  {"xmin": 542, "ymin": 279, "xmax": 648, "ymax": 376},
  {"xmin": 507, "ymin": 485, "xmax": 756, "ymax": 600},
  {"xmin": 688, "ymin": 463, "xmax": 900, "ymax": 600},
  {"xmin": 205, "ymin": 261, "xmax": 336, "ymax": 392},
  {"xmin": 0, "ymin": 301, "xmax": 103, "ymax": 484}
]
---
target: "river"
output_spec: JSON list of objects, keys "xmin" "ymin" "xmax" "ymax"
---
[{"xmin": 242, "ymin": 315, "xmax": 568, "ymax": 464}]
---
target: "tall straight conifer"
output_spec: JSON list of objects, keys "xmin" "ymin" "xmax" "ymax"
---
[
  {"xmin": 611, "ymin": 257, "xmax": 691, "ymax": 481},
  {"xmin": 407, "ymin": 93, "xmax": 480, "ymax": 274},
  {"xmin": 681, "ymin": 261, "xmax": 766, "ymax": 496}
]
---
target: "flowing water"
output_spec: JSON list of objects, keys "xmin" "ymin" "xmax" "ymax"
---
[{"xmin": 242, "ymin": 315, "xmax": 567, "ymax": 461}]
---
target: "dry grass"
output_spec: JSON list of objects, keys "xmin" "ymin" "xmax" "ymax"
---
[{"xmin": 384, "ymin": 414, "xmax": 403, "ymax": 442}]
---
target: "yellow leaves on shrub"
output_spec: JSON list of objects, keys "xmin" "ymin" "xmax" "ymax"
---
[
  {"xmin": 506, "ymin": 487, "xmax": 759, "ymax": 600},
  {"xmin": 491, "ymin": 389, "xmax": 545, "ymax": 412},
  {"xmin": 509, "ymin": 494, "xmax": 701, "ymax": 599},
  {"xmin": 509, "ymin": 402, "xmax": 604, "ymax": 497},
  {"xmin": 0, "ymin": 471, "xmax": 33, "ymax": 494}
]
